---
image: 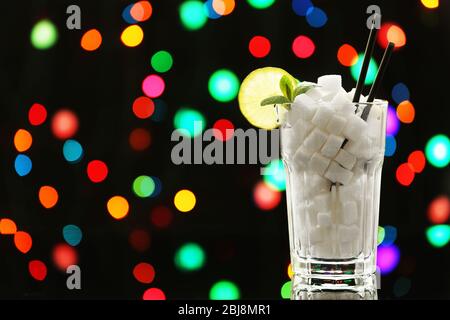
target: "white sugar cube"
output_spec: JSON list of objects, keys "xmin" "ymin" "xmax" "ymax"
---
[
  {"xmin": 335, "ymin": 149, "xmax": 357, "ymax": 170},
  {"xmin": 338, "ymin": 225, "xmax": 359, "ymax": 243},
  {"xmin": 317, "ymin": 75, "xmax": 342, "ymax": 93},
  {"xmin": 326, "ymin": 114, "xmax": 347, "ymax": 135},
  {"xmin": 321, "ymin": 134, "xmax": 344, "ymax": 158},
  {"xmin": 282, "ymin": 119, "xmax": 312, "ymax": 155},
  {"xmin": 336, "ymin": 102, "xmax": 356, "ymax": 115},
  {"xmin": 313, "ymin": 192, "xmax": 331, "ymax": 213},
  {"xmin": 293, "ymin": 146, "xmax": 312, "ymax": 170},
  {"xmin": 305, "ymin": 87, "xmax": 323, "ymax": 100},
  {"xmin": 309, "ymin": 227, "xmax": 323, "ymax": 244},
  {"xmin": 330, "ymin": 90, "xmax": 351, "ymax": 110},
  {"xmin": 343, "ymin": 114, "xmax": 368, "ymax": 141},
  {"xmin": 317, "ymin": 212, "xmax": 332, "ymax": 227},
  {"xmin": 341, "ymin": 201, "xmax": 358, "ymax": 225},
  {"xmin": 309, "ymin": 152, "xmax": 331, "ymax": 176},
  {"xmin": 303, "ymin": 128, "xmax": 328, "ymax": 153},
  {"xmin": 305, "ymin": 174, "xmax": 331, "ymax": 197},
  {"xmin": 292, "ymin": 94, "xmax": 318, "ymax": 122},
  {"xmin": 324, "ymin": 161, "xmax": 354, "ymax": 185},
  {"xmin": 311, "ymin": 105, "xmax": 334, "ymax": 130},
  {"xmin": 320, "ymin": 90, "xmax": 337, "ymax": 102},
  {"xmin": 343, "ymin": 139, "xmax": 360, "ymax": 155}
]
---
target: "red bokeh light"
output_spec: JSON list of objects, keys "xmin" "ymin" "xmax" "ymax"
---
[
  {"xmin": 133, "ymin": 96, "xmax": 155, "ymax": 119},
  {"xmin": 52, "ymin": 243, "xmax": 78, "ymax": 271},
  {"xmin": 292, "ymin": 35, "xmax": 315, "ymax": 59},
  {"xmin": 150, "ymin": 205, "xmax": 173, "ymax": 229},
  {"xmin": 407, "ymin": 150, "xmax": 426, "ymax": 173},
  {"xmin": 133, "ymin": 262, "xmax": 155, "ymax": 284},
  {"xmin": 28, "ymin": 260, "xmax": 47, "ymax": 281},
  {"xmin": 129, "ymin": 229, "xmax": 151, "ymax": 252},
  {"xmin": 248, "ymin": 36, "xmax": 271, "ymax": 58},
  {"xmin": 129, "ymin": 128, "xmax": 151, "ymax": 151},
  {"xmin": 142, "ymin": 287, "xmax": 166, "ymax": 300},
  {"xmin": 87, "ymin": 160, "xmax": 109, "ymax": 183},
  {"xmin": 213, "ymin": 119, "xmax": 234, "ymax": 141},
  {"xmin": 51, "ymin": 109, "xmax": 79, "ymax": 140},
  {"xmin": 427, "ymin": 196, "xmax": 450, "ymax": 224},
  {"xmin": 396, "ymin": 163, "xmax": 415, "ymax": 186},
  {"xmin": 28, "ymin": 103, "xmax": 47, "ymax": 126},
  {"xmin": 253, "ymin": 181, "xmax": 281, "ymax": 210}
]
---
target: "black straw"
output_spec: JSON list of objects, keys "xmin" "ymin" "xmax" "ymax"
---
[
  {"xmin": 366, "ymin": 42, "xmax": 395, "ymax": 103},
  {"xmin": 361, "ymin": 42, "xmax": 395, "ymax": 121},
  {"xmin": 352, "ymin": 15, "xmax": 379, "ymax": 103}
]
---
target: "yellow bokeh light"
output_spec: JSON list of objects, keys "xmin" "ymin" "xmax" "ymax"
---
[
  {"xmin": 421, "ymin": 0, "xmax": 439, "ymax": 9},
  {"xmin": 120, "ymin": 25, "xmax": 144, "ymax": 47},
  {"xmin": 174, "ymin": 189, "xmax": 196, "ymax": 213},
  {"xmin": 287, "ymin": 263, "xmax": 294, "ymax": 279},
  {"xmin": 107, "ymin": 196, "xmax": 129, "ymax": 219}
]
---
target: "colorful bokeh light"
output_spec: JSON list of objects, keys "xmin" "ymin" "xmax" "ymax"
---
[
  {"xmin": 377, "ymin": 226, "xmax": 386, "ymax": 245},
  {"xmin": 133, "ymin": 175, "xmax": 156, "ymax": 198},
  {"xmin": 208, "ymin": 69, "xmax": 240, "ymax": 103},
  {"xmin": 385, "ymin": 135, "xmax": 397, "ymax": 157},
  {"xmin": 129, "ymin": 229, "xmax": 151, "ymax": 252},
  {"xmin": 337, "ymin": 44, "xmax": 358, "ymax": 67},
  {"xmin": 421, "ymin": 0, "xmax": 439, "ymax": 9},
  {"xmin": 391, "ymin": 83, "xmax": 410, "ymax": 104},
  {"xmin": 129, "ymin": 128, "xmax": 152, "ymax": 151},
  {"xmin": 51, "ymin": 109, "xmax": 79, "ymax": 140},
  {"xmin": 382, "ymin": 225, "xmax": 397, "ymax": 246},
  {"xmin": 63, "ymin": 224, "xmax": 83, "ymax": 246},
  {"xmin": 0, "ymin": 219, "xmax": 17, "ymax": 235},
  {"xmin": 151, "ymin": 206, "xmax": 174, "ymax": 228},
  {"xmin": 62, "ymin": 139, "xmax": 83, "ymax": 163},
  {"xmin": 179, "ymin": 1, "xmax": 208, "ymax": 31},
  {"xmin": 396, "ymin": 101, "xmax": 415, "ymax": 124},
  {"xmin": 427, "ymin": 196, "xmax": 450, "ymax": 224},
  {"xmin": 425, "ymin": 134, "xmax": 450, "ymax": 168},
  {"xmin": 131, "ymin": 1, "xmax": 153, "ymax": 22},
  {"xmin": 386, "ymin": 105, "xmax": 400, "ymax": 136},
  {"xmin": 142, "ymin": 288, "xmax": 166, "ymax": 300},
  {"xmin": 292, "ymin": 35, "xmax": 315, "ymax": 59},
  {"xmin": 209, "ymin": 280, "xmax": 240, "ymax": 300},
  {"xmin": 14, "ymin": 154, "xmax": 32, "ymax": 177},
  {"xmin": 28, "ymin": 103, "xmax": 47, "ymax": 126},
  {"xmin": 213, "ymin": 119, "xmax": 234, "ymax": 141},
  {"xmin": 408, "ymin": 150, "xmax": 426, "ymax": 173},
  {"xmin": 426, "ymin": 225, "xmax": 450, "ymax": 248},
  {"xmin": 263, "ymin": 159, "xmax": 286, "ymax": 191},
  {"xmin": 151, "ymin": 51, "xmax": 173, "ymax": 73},
  {"xmin": 306, "ymin": 6, "xmax": 327, "ymax": 28},
  {"xmin": 87, "ymin": 160, "xmax": 108, "ymax": 183},
  {"xmin": 281, "ymin": 281, "xmax": 291, "ymax": 299},
  {"xmin": 249, "ymin": 36, "xmax": 271, "ymax": 58},
  {"xmin": 174, "ymin": 108, "xmax": 206, "ymax": 138},
  {"xmin": 14, "ymin": 129, "xmax": 33, "ymax": 152},
  {"xmin": 107, "ymin": 196, "xmax": 129, "ymax": 220},
  {"xmin": 52, "ymin": 243, "xmax": 78, "ymax": 271},
  {"xmin": 81, "ymin": 29, "xmax": 102, "ymax": 51},
  {"xmin": 30, "ymin": 19, "xmax": 58, "ymax": 50},
  {"xmin": 121, "ymin": 25, "xmax": 144, "ymax": 47},
  {"xmin": 350, "ymin": 53, "xmax": 378, "ymax": 85},
  {"xmin": 377, "ymin": 244, "xmax": 400, "ymax": 274},
  {"xmin": 396, "ymin": 163, "xmax": 415, "ymax": 186},
  {"xmin": 174, "ymin": 189, "xmax": 196, "ymax": 212},
  {"xmin": 142, "ymin": 74, "xmax": 165, "ymax": 98},
  {"xmin": 292, "ymin": 0, "xmax": 313, "ymax": 16},
  {"xmin": 174, "ymin": 242, "xmax": 205, "ymax": 271},
  {"xmin": 38, "ymin": 186, "xmax": 59, "ymax": 209},
  {"xmin": 247, "ymin": 0, "xmax": 275, "ymax": 9},
  {"xmin": 133, "ymin": 262, "xmax": 155, "ymax": 284},
  {"xmin": 133, "ymin": 96, "xmax": 155, "ymax": 119},
  {"xmin": 14, "ymin": 231, "xmax": 33, "ymax": 254},
  {"xmin": 213, "ymin": 0, "xmax": 236, "ymax": 15},
  {"xmin": 28, "ymin": 260, "xmax": 47, "ymax": 281},
  {"xmin": 253, "ymin": 181, "xmax": 282, "ymax": 210}
]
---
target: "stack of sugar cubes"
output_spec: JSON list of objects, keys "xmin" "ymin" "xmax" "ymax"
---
[{"xmin": 281, "ymin": 75, "xmax": 385, "ymax": 259}]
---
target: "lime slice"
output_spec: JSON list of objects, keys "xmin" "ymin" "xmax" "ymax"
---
[{"xmin": 238, "ymin": 67, "xmax": 296, "ymax": 130}]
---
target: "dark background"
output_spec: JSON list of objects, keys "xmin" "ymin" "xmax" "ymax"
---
[{"xmin": 0, "ymin": 0, "xmax": 449, "ymax": 299}]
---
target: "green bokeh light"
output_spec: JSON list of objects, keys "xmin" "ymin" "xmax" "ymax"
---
[
  {"xmin": 179, "ymin": 1, "xmax": 208, "ymax": 31},
  {"xmin": 208, "ymin": 69, "xmax": 240, "ymax": 103},
  {"xmin": 151, "ymin": 51, "xmax": 173, "ymax": 73},
  {"xmin": 30, "ymin": 19, "xmax": 58, "ymax": 50},
  {"xmin": 426, "ymin": 225, "xmax": 450, "ymax": 248},
  {"xmin": 132, "ymin": 175, "xmax": 155, "ymax": 198},
  {"xmin": 247, "ymin": 0, "xmax": 276, "ymax": 10},
  {"xmin": 281, "ymin": 281, "xmax": 291, "ymax": 299},
  {"xmin": 425, "ymin": 134, "xmax": 450, "ymax": 168},
  {"xmin": 209, "ymin": 280, "xmax": 240, "ymax": 300},
  {"xmin": 350, "ymin": 53, "xmax": 378, "ymax": 85},
  {"xmin": 263, "ymin": 159, "xmax": 286, "ymax": 191},
  {"xmin": 174, "ymin": 243, "xmax": 205, "ymax": 271},
  {"xmin": 174, "ymin": 108, "xmax": 206, "ymax": 138},
  {"xmin": 377, "ymin": 226, "xmax": 385, "ymax": 246}
]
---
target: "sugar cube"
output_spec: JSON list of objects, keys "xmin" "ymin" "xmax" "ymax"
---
[
  {"xmin": 324, "ymin": 161, "xmax": 354, "ymax": 185},
  {"xmin": 343, "ymin": 114, "xmax": 368, "ymax": 141},
  {"xmin": 326, "ymin": 114, "xmax": 347, "ymax": 135},
  {"xmin": 303, "ymin": 128, "xmax": 328, "ymax": 153},
  {"xmin": 321, "ymin": 134, "xmax": 344, "ymax": 158},
  {"xmin": 317, "ymin": 75, "xmax": 342, "ymax": 93},
  {"xmin": 313, "ymin": 193, "xmax": 331, "ymax": 213},
  {"xmin": 341, "ymin": 201, "xmax": 358, "ymax": 225},
  {"xmin": 309, "ymin": 152, "xmax": 331, "ymax": 176},
  {"xmin": 292, "ymin": 94, "xmax": 318, "ymax": 122},
  {"xmin": 317, "ymin": 212, "xmax": 332, "ymax": 227},
  {"xmin": 311, "ymin": 104, "xmax": 334, "ymax": 130},
  {"xmin": 335, "ymin": 149, "xmax": 357, "ymax": 170}
]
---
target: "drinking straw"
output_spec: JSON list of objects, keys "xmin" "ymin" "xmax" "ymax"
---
[
  {"xmin": 352, "ymin": 14, "xmax": 379, "ymax": 103},
  {"xmin": 361, "ymin": 42, "xmax": 395, "ymax": 121}
]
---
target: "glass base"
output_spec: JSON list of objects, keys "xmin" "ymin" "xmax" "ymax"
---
[{"xmin": 291, "ymin": 273, "xmax": 378, "ymax": 300}]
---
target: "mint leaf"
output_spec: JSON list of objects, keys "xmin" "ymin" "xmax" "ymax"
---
[
  {"xmin": 279, "ymin": 75, "xmax": 294, "ymax": 101},
  {"xmin": 260, "ymin": 95, "xmax": 291, "ymax": 106},
  {"xmin": 293, "ymin": 84, "xmax": 315, "ymax": 98}
]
